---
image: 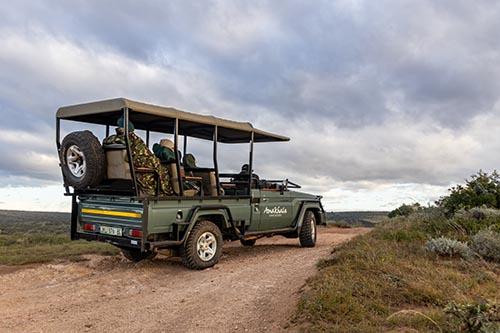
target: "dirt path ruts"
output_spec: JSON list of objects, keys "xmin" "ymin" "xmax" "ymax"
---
[{"xmin": 0, "ymin": 227, "xmax": 369, "ymax": 333}]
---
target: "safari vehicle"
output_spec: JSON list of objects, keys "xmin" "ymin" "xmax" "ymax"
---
[{"xmin": 56, "ymin": 98, "xmax": 325, "ymax": 269}]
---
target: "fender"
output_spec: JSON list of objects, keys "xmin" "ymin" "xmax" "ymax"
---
[
  {"xmin": 182, "ymin": 205, "xmax": 234, "ymax": 241},
  {"xmin": 146, "ymin": 205, "xmax": 236, "ymax": 248},
  {"xmin": 295, "ymin": 201, "xmax": 325, "ymax": 235}
]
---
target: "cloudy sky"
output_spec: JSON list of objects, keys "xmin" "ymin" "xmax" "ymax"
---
[{"xmin": 1, "ymin": 0, "xmax": 500, "ymax": 212}]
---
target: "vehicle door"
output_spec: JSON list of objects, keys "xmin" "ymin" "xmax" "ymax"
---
[
  {"xmin": 248, "ymin": 189, "xmax": 262, "ymax": 232},
  {"xmin": 257, "ymin": 190, "xmax": 294, "ymax": 230}
]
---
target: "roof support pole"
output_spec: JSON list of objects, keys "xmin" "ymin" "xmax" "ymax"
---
[
  {"xmin": 248, "ymin": 131, "xmax": 254, "ymax": 196},
  {"xmin": 146, "ymin": 130, "xmax": 150, "ymax": 147},
  {"xmin": 56, "ymin": 118, "xmax": 61, "ymax": 149},
  {"xmin": 213, "ymin": 126, "xmax": 220, "ymax": 196},
  {"xmin": 105, "ymin": 125, "xmax": 110, "ymax": 138},
  {"xmin": 56, "ymin": 118, "xmax": 61, "ymax": 150},
  {"xmin": 124, "ymin": 107, "xmax": 138, "ymax": 197},
  {"xmin": 183, "ymin": 135, "xmax": 187, "ymax": 161},
  {"xmin": 56, "ymin": 118, "xmax": 70, "ymax": 194},
  {"xmin": 174, "ymin": 118, "xmax": 184, "ymax": 196}
]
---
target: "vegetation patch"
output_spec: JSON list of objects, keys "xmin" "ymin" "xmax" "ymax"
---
[
  {"xmin": 388, "ymin": 202, "xmax": 423, "ymax": 218},
  {"xmin": 0, "ymin": 210, "xmax": 118, "ymax": 265},
  {"xmin": 471, "ymin": 229, "xmax": 500, "ymax": 263},
  {"xmin": 436, "ymin": 170, "xmax": 500, "ymax": 216},
  {"xmin": 425, "ymin": 237, "xmax": 473, "ymax": 260},
  {"xmin": 294, "ymin": 208, "xmax": 500, "ymax": 332}
]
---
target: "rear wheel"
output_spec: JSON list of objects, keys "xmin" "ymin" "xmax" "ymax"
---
[
  {"xmin": 299, "ymin": 211, "xmax": 317, "ymax": 247},
  {"xmin": 121, "ymin": 248, "xmax": 157, "ymax": 262},
  {"xmin": 240, "ymin": 239, "xmax": 257, "ymax": 246},
  {"xmin": 181, "ymin": 220, "xmax": 223, "ymax": 270}
]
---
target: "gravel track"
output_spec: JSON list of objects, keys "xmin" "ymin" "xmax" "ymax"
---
[{"xmin": 0, "ymin": 227, "xmax": 368, "ymax": 333}]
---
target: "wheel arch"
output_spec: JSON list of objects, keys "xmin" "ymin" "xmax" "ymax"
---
[
  {"xmin": 182, "ymin": 206, "xmax": 235, "ymax": 243},
  {"xmin": 311, "ymin": 208, "xmax": 325, "ymax": 226},
  {"xmin": 296, "ymin": 201, "xmax": 326, "ymax": 234},
  {"xmin": 196, "ymin": 213, "xmax": 229, "ymax": 231}
]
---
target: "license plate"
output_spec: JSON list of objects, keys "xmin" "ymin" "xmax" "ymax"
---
[{"xmin": 99, "ymin": 226, "xmax": 122, "ymax": 236}]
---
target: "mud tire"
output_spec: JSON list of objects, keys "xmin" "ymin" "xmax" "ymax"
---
[
  {"xmin": 181, "ymin": 220, "xmax": 223, "ymax": 270},
  {"xmin": 60, "ymin": 131, "xmax": 105, "ymax": 190},
  {"xmin": 299, "ymin": 211, "xmax": 317, "ymax": 247}
]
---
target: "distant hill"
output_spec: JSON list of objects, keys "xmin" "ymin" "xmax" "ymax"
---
[
  {"xmin": 0, "ymin": 210, "xmax": 70, "ymax": 234},
  {"xmin": 326, "ymin": 211, "xmax": 388, "ymax": 227},
  {"xmin": 0, "ymin": 209, "xmax": 388, "ymax": 232}
]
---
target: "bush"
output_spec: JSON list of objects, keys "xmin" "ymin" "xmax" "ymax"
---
[
  {"xmin": 454, "ymin": 207, "xmax": 500, "ymax": 221},
  {"xmin": 451, "ymin": 209, "xmax": 500, "ymax": 236},
  {"xmin": 425, "ymin": 237, "xmax": 473, "ymax": 259},
  {"xmin": 388, "ymin": 203, "xmax": 422, "ymax": 218},
  {"xmin": 444, "ymin": 301, "xmax": 500, "ymax": 333},
  {"xmin": 471, "ymin": 230, "xmax": 500, "ymax": 263},
  {"xmin": 437, "ymin": 170, "xmax": 500, "ymax": 216},
  {"xmin": 296, "ymin": 217, "xmax": 500, "ymax": 332}
]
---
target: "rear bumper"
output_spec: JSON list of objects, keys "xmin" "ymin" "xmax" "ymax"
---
[
  {"xmin": 76, "ymin": 231, "xmax": 142, "ymax": 249},
  {"xmin": 71, "ymin": 194, "xmax": 146, "ymax": 249}
]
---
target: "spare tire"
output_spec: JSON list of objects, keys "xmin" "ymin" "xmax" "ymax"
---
[{"xmin": 60, "ymin": 130, "xmax": 105, "ymax": 190}]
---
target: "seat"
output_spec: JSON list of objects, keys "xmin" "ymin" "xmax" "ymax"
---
[{"xmin": 103, "ymin": 143, "xmax": 131, "ymax": 180}]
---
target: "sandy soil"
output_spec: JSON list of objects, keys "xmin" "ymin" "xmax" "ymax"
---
[{"xmin": 0, "ymin": 227, "xmax": 369, "ymax": 333}]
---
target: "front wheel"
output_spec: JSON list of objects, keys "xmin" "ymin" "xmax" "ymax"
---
[
  {"xmin": 181, "ymin": 220, "xmax": 223, "ymax": 270},
  {"xmin": 299, "ymin": 211, "xmax": 317, "ymax": 247},
  {"xmin": 121, "ymin": 248, "xmax": 157, "ymax": 262}
]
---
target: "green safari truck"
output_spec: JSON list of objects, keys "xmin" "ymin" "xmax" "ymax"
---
[{"xmin": 56, "ymin": 98, "xmax": 325, "ymax": 269}]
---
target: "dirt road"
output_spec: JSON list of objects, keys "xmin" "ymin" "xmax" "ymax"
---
[{"xmin": 0, "ymin": 227, "xmax": 368, "ymax": 332}]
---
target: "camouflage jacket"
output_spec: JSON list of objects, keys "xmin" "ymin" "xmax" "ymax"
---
[{"xmin": 103, "ymin": 131, "xmax": 173, "ymax": 196}]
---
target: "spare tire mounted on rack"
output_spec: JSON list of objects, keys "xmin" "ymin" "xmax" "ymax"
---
[{"xmin": 59, "ymin": 130, "xmax": 105, "ymax": 190}]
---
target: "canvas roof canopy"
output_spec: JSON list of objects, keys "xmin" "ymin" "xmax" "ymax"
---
[{"xmin": 56, "ymin": 98, "xmax": 289, "ymax": 143}]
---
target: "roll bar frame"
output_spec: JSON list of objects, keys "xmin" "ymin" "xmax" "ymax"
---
[{"xmin": 56, "ymin": 107, "xmax": 257, "ymax": 198}]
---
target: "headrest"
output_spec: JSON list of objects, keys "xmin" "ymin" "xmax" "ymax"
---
[{"xmin": 160, "ymin": 139, "xmax": 174, "ymax": 150}]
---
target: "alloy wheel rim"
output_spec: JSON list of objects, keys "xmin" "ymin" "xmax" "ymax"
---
[
  {"xmin": 66, "ymin": 145, "xmax": 86, "ymax": 177},
  {"xmin": 196, "ymin": 231, "xmax": 217, "ymax": 261}
]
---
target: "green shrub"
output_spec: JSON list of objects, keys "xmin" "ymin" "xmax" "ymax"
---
[
  {"xmin": 452, "ymin": 209, "xmax": 500, "ymax": 236},
  {"xmin": 437, "ymin": 170, "xmax": 500, "ymax": 216},
  {"xmin": 444, "ymin": 301, "xmax": 500, "ymax": 333},
  {"xmin": 471, "ymin": 230, "xmax": 500, "ymax": 263},
  {"xmin": 388, "ymin": 203, "xmax": 422, "ymax": 218},
  {"xmin": 425, "ymin": 237, "xmax": 473, "ymax": 259}
]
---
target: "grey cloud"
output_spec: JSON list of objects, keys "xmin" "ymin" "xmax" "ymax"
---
[
  {"xmin": 0, "ymin": 0, "xmax": 500, "ymax": 209},
  {"xmin": 2, "ymin": 1, "xmax": 500, "ymax": 128}
]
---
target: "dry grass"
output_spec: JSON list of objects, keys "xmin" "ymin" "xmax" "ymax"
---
[
  {"xmin": 0, "ymin": 233, "xmax": 118, "ymax": 265},
  {"xmin": 0, "ymin": 210, "xmax": 118, "ymax": 265},
  {"xmin": 294, "ymin": 211, "xmax": 500, "ymax": 332}
]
